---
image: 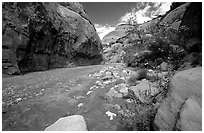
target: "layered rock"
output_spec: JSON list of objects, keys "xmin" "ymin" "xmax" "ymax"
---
[
  {"xmin": 154, "ymin": 67, "xmax": 202, "ymax": 131},
  {"xmin": 2, "ymin": 2, "xmax": 103, "ymax": 74}
]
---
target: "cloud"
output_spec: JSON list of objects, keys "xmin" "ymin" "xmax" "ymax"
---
[
  {"xmin": 94, "ymin": 24, "xmax": 115, "ymax": 39},
  {"xmin": 120, "ymin": 2, "xmax": 172, "ymax": 24}
]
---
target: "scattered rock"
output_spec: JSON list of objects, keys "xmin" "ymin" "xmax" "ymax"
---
[
  {"xmin": 126, "ymin": 99, "xmax": 134, "ymax": 103},
  {"xmin": 44, "ymin": 115, "xmax": 88, "ymax": 131},
  {"xmin": 115, "ymin": 84, "xmax": 128, "ymax": 96},
  {"xmin": 146, "ymin": 69, "xmax": 158, "ymax": 79},
  {"xmin": 105, "ymin": 111, "xmax": 117, "ymax": 120},
  {"xmin": 118, "ymin": 109, "xmax": 135, "ymax": 117},
  {"xmin": 157, "ymin": 72, "xmax": 168, "ymax": 78},
  {"xmin": 16, "ymin": 97, "xmax": 22, "ymax": 102},
  {"xmin": 96, "ymin": 81, "xmax": 103, "ymax": 86},
  {"xmin": 113, "ymin": 104, "xmax": 121, "ymax": 110},
  {"xmin": 75, "ymin": 96, "xmax": 85, "ymax": 100},
  {"xmin": 86, "ymin": 91, "xmax": 93, "ymax": 95},
  {"xmin": 77, "ymin": 103, "xmax": 84, "ymax": 108}
]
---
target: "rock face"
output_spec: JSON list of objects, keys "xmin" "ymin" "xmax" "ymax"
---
[
  {"xmin": 102, "ymin": 24, "xmax": 134, "ymax": 45},
  {"xmin": 44, "ymin": 115, "xmax": 88, "ymax": 131},
  {"xmin": 160, "ymin": 3, "xmax": 190, "ymax": 29},
  {"xmin": 2, "ymin": 2, "xmax": 103, "ymax": 74},
  {"xmin": 154, "ymin": 67, "xmax": 202, "ymax": 131},
  {"xmin": 179, "ymin": 2, "xmax": 202, "ymax": 40}
]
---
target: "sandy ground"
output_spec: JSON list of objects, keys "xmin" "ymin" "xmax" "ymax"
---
[{"xmin": 2, "ymin": 64, "xmax": 129, "ymax": 131}]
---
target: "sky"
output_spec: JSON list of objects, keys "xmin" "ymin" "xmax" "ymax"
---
[{"xmin": 80, "ymin": 2, "xmax": 172, "ymax": 39}]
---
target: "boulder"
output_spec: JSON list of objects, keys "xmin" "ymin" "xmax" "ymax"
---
[
  {"xmin": 175, "ymin": 96, "xmax": 202, "ymax": 131},
  {"xmin": 2, "ymin": 2, "xmax": 103, "ymax": 74},
  {"xmin": 160, "ymin": 62, "xmax": 168, "ymax": 71},
  {"xmin": 115, "ymin": 84, "xmax": 128, "ymax": 96},
  {"xmin": 44, "ymin": 115, "xmax": 88, "ymax": 131},
  {"xmin": 129, "ymin": 79, "xmax": 158, "ymax": 102},
  {"xmin": 154, "ymin": 67, "xmax": 202, "ymax": 131}
]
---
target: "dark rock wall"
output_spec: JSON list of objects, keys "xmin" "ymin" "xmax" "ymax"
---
[
  {"xmin": 179, "ymin": 2, "xmax": 202, "ymax": 39},
  {"xmin": 2, "ymin": 2, "xmax": 103, "ymax": 74}
]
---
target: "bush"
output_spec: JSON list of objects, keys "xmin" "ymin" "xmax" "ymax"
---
[
  {"xmin": 127, "ymin": 69, "xmax": 148, "ymax": 86},
  {"xmin": 123, "ymin": 22, "xmax": 187, "ymax": 70},
  {"xmin": 118, "ymin": 89, "xmax": 157, "ymax": 131}
]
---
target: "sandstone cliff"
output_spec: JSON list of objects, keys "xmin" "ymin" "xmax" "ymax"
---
[{"xmin": 2, "ymin": 2, "xmax": 103, "ymax": 75}]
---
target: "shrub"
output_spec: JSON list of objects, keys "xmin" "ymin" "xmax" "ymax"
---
[
  {"xmin": 127, "ymin": 69, "xmax": 148, "ymax": 86},
  {"xmin": 123, "ymin": 21, "xmax": 187, "ymax": 70},
  {"xmin": 119, "ymin": 89, "xmax": 157, "ymax": 131}
]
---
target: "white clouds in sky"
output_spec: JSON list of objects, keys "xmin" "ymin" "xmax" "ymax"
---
[
  {"xmin": 94, "ymin": 24, "xmax": 115, "ymax": 39},
  {"xmin": 94, "ymin": 2, "xmax": 172, "ymax": 40},
  {"xmin": 120, "ymin": 2, "xmax": 172, "ymax": 24}
]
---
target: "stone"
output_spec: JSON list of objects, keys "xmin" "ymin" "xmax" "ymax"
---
[
  {"xmin": 7, "ymin": 67, "xmax": 21, "ymax": 75},
  {"xmin": 126, "ymin": 99, "xmax": 134, "ymax": 103},
  {"xmin": 96, "ymin": 81, "xmax": 103, "ymax": 86},
  {"xmin": 105, "ymin": 111, "xmax": 117, "ymax": 120},
  {"xmin": 106, "ymin": 87, "xmax": 118, "ymax": 98},
  {"xmin": 114, "ymin": 93, "xmax": 123, "ymax": 98},
  {"xmin": 115, "ymin": 84, "xmax": 128, "ymax": 96},
  {"xmin": 113, "ymin": 104, "xmax": 121, "ymax": 110},
  {"xmin": 89, "ymin": 85, "xmax": 98, "ymax": 90},
  {"xmin": 74, "ymin": 96, "xmax": 85, "ymax": 100},
  {"xmin": 157, "ymin": 72, "xmax": 168, "ymax": 78},
  {"xmin": 86, "ymin": 91, "xmax": 93, "ymax": 95},
  {"xmin": 77, "ymin": 103, "xmax": 84, "ymax": 108},
  {"xmin": 44, "ymin": 115, "xmax": 88, "ymax": 131},
  {"xmin": 154, "ymin": 67, "xmax": 202, "ymax": 131},
  {"xmin": 146, "ymin": 70, "xmax": 158, "ymax": 79},
  {"xmin": 175, "ymin": 96, "xmax": 202, "ymax": 131},
  {"xmin": 160, "ymin": 62, "xmax": 168, "ymax": 71},
  {"xmin": 129, "ymin": 79, "xmax": 158, "ymax": 99},
  {"xmin": 93, "ymin": 73, "xmax": 101, "ymax": 78}
]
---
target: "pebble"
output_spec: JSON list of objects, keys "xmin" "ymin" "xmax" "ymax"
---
[
  {"xmin": 126, "ymin": 99, "xmax": 134, "ymax": 103},
  {"xmin": 90, "ymin": 86, "xmax": 98, "ymax": 90},
  {"xmin": 16, "ymin": 97, "xmax": 22, "ymax": 102},
  {"xmin": 86, "ymin": 91, "xmax": 93, "ymax": 95},
  {"xmin": 105, "ymin": 111, "xmax": 116, "ymax": 120},
  {"xmin": 77, "ymin": 103, "xmax": 83, "ymax": 108}
]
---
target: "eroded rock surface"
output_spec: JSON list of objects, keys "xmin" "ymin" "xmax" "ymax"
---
[
  {"xmin": 2, "ymin": 2, "xmax": 103, "ymax": 75},
  {"xmin": 154, "ymin": 67, "xmax": 202, "ymax": 131}
]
